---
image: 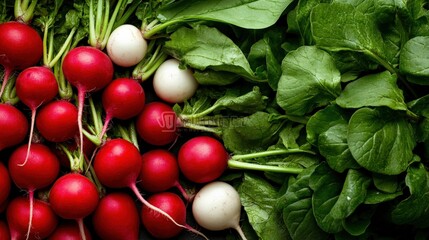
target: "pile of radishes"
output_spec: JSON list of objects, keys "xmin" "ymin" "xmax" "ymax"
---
[{"xmin": 0, "ymin": 3, "xmax": 248, "ymax": 240}]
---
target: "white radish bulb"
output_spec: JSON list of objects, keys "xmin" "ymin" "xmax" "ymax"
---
[
  {"xmin": 192, "ymin": 181, "xmax": 248, "ymax": 240},
  {"xmin": 107, "ymin": 24, "xmax": 147, "ymax": 67},
  {"xmin": 152, "ymin": 58, "xmax": 198, "ymax": 103}
]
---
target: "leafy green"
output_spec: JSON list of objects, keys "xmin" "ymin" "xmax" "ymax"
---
[
  {"xmin": 347, "ymin": 107, "xmax": 415, "ymax": 175},
  {"xmin": 276, "ymin": 46, "xmax": 342, "ymax": 116},
  {"xmin": 399, "ymin": 36, "xmax": 429, "ymax": 85}
]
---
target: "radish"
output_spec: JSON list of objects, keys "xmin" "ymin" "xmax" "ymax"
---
[
  {"xmin": 36, "ymin": 100, "xmax": 78, "ymax": 142},
  {"xmin": 8, "ymin": 143, "xmax": 60, "ymax": 240},
  {"xmin": 192, "ymin": 181, "xmax": 248, "ymax": 240},
  {"xmin": 48, "ymin": 221, "xmax": 92, "ymax": 240},
  {"xmin": 139, "ymin": 149, "xmax": 190, "ymax": 201},
  {"xmin": 0, "ymin": 104, "xmax": 29, "ymax": 151},
  {"xmin": 0, "ymin": 219, "xmax": 10, "ymax": 240},
  {"xmin": 100, "ymin": 78, "xmax": 145, "ymax": 140},
  {"xmin": 48, "ymin": 173, "xmax": 99, "ymax": 240},
  {"xmin": 92, "ymin": 192, "xmax": 140, "ymax": 240},
  {"xmin": 62, "ymin": 46, "xmax": 113, "ymax": 162},
  {"xmin": 15, "ymin": 66, "xmax": 59, "ymax": 165},
  {"xmin": 0, "ymin": 21, "xmax": 43, "ymax": 98},
  {"xmin": 152, "ymin": 58, "xmax": 198, "ymax": 103},
  {"xmin": 141, "ymin": 192, "xmax": 194, "ymax": 239},
  {"xmin": 135, "ymin": 101, "xmax": 179, "ymax": 146},
  {"xmin": 106, "ymin": 24, "xmax": 148, "ymax": 67},
  {"xmin": 6, "ymin": 196, "xmax": 58, "ymax": 240},
  {"xmin": 93, "ymin": 138, "xmax": 207, "ymax": 239},
  {"xmin": 178, "ymin": 136, "xmax": 229, "ymax": 183},
  {"xmin": 0, "ymin": 162, "xmax": 11, "ymax": 208}
]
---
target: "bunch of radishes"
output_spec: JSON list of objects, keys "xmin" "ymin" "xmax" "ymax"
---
[{"xmin": 0, "ymin": 2, "xmax": 248, "ymax": 240}]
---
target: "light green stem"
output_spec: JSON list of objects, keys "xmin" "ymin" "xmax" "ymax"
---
[{"xmin": 228, "ymin": 160, "xmax": 303, "ymax": 174}]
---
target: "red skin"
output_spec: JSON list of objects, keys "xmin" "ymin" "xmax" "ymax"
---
[
  {"xmin": 36, "ymin": 100, "xmax": 79, "ymax": 142},
  {"xmin": 48, "ymin": 221, "xmax": 92, "ymax": 240},
  {"xmin": 0, "ymin": 104, "xmax": 29, "ymax": 151},
  {"xmin": 139, "ymin": 149, "xmax": 180, "ymax": 192},
  {"xmin": 92, "ymin": 192, "xmax": 140, "ymax": 240},
  {"xmin": 15, "ymin": 66, "xmax": 58, "ymax": 110},
  {"xmin": 0, "ymin": 220, "xmax": 10, "ymax": 240},
  {"xmin": 6, "ymin": 197, "xmax": 58, "ymax": 240},
  {"xmin": 49, "ymin": 173, "xmax": 99, "ymax": 220},
  {"xmin": 8, "ymin": 143, "xmax": 60, "ymax": 191},
  {"xmin": 178, "ymin": 136, "xmax": 229, "ymax": 183},
  {"xmin": 102, "ymin": 78, "xmax": 146, "ymax": 120},
  {"xmin": 0, "ymin": 21, "xmax": 43, "ymax": 71},
  {"xmin": 93, "ymin": 138, "xmax": 142, "ymax": 188},
  {"xmin": 62, "ymin": 46, "xmax": 113, "ymax": 93},
  {"xmin": 136, "ymin": 102, "xmax": 179, "ymax": 146},
  {"xmin": 141, "ymin": 192, "xmax": 186, "ymax": 239},
  {"xmin": 0, "ymin": 162, "xmax": 10, "ymax": 208}
]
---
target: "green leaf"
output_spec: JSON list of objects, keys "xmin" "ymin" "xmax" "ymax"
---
[
  {"xmin": 336, "ymin": 71, "xmax": 407, "ymax": 111},
  {"xmin": 276, "ymin": 46, "xmax": 342, "ymax": 116},
  {"xmin": 157, "ymin": 0, "xmax": 294, "ymax": 29},
  {"xmin": 318, "ymin": 123, "xmax": 360, "ymax": 173},
  {"xmin": 213, "ymin": 86, "xmax": 268, "ymax": 114},
  {"xmin": 372, "ymin": 173, "xmax": 399, "ymax": 193},
  {"xmin": 239, "ymin": 173, "xmax": 289, "ymax": 240},
  {"xmin": 282, "ymin": 166, "xmax": 330, "ymax": 240},
  {"xmin": 347, "ymin": 107, "xmax": 415, "ymax": 175},
  {"xmin": 364, "ymin": 189, "xmax": 402, "ymax": 204},
  {"xmin": 342, "ymin": 204, "xmax": 376, "ymax": 237},
  {"xmin": 164, "ymin": 25, "xmax": 259, "ymax": 81},
  {"xmin": 193, "ymin": 70, "xmax": 240, "ymax": 85},
  {"xmin": 306, "ymin": 105, "xmax": 349, "ymax": 146},
  {"xmin": 399, "ymin": 36, "xmax": 429, "ymax": 85},
  {"xmin": 391, "ymin": 163, "xmax": 429, "ymax": 227},
  {"xmin": 310, "ymin": 165, "xmax": 371, "ymax": 234},
  {"xmin": 221, "ymin": 112, "xmax": 285, "ymax": 153}
]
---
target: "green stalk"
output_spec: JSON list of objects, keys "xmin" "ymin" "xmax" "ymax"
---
[
  {"xmin": 1, "ymin": 75, "xmax": 19, "ymax": 105},
  {"xmin": 230, "ymin": 149, "xmax": 316, "ymax": 161},
  {"xmin": 14, "ymin": 0, "xmax": 37, "ymax": 23},
  {"xmin": 228, "ymin": 160, "xmax": 303, "ymax": 174},
  {"xmin": 143, "ymin": 18, "xmax": 186, "ymax": 39},
  {"xmin": 47, "ymin": 27, "xmax": 77, "ymax": 68},
  {"xmin": 132, "ymin": 42, "xmax": 168, "ymax": 81},
  {"xmin": 179, "ymin": 121, "xmax": 222, "ymax": 136},
  {"xmin": 88, "ymin": 96, "xmax": 103, "ymax": 137}
]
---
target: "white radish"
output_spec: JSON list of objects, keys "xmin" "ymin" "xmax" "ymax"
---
[
  {"xmin": 106, "ymin": 24, "xmax": 147, "ymax": 67},
  {"xmin": 152, "ymin": 58, "xmax": 198, "ymax": 103},
  {"xmin": 192, "ymin": 181, "xmax": 248, "ymax": 240}
]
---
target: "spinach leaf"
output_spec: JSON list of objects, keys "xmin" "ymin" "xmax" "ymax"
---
[
  {"xmin": 282, "ymin": 166, "xmax": 330, "ymax": 240},
  {"xmin": 239, "ymin": 173, "xmax": 289, "ymax": 240},
  {"xmin": 193, "ymin": 70, "xmax": 240, "ymax": 85},
  {"xmin": 391, "ymin": 162, "xmax": 429, "ymax": 227},
  {"xmin": 336, "ymin": 71, "xmax": 407, "ymax": 111},
  {"xmin": 318, "ymin": 123, "xmax": 360, "ymax": 173},
  {"xmin": 347, "ymin": 107, "xmax": 415, "ymax": 175},
  {"xmin": 276, "ymin": 46, "xmax": 342, "ymax": 116},
  {"xmin": 306, "ymin": 105, "xmax": 349, "ymax": 146},
  {"xmin": 156, "ymin": 0, "xmax": 294, "ymax": 30},
  {"xmin": 364, "ymin": 189, "xmax": 402, "ymax": 204},
  {"xmin": 342, "ymin": 204, "xmax": 376, "ymax": 237},
  {"xmin": 399, "ymin": 36, "xmax": 429, "ymax": 85}
]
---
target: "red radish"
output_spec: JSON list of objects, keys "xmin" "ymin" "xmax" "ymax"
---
[
  {"xmin": 48, "ymin": 221, "xmax": 92, "ymax": 240},
  {"xmin": 93, "ymin": 138, "xmax": 206, "ymax": 239},
  {"xmin": 92, "ymin": 192, "xmax": 140, "ymax": 240},
  {"xmin": 8, "ymin": 143, "xmax": 60, "ymax": 240},
  {"xmin": 0, "ymin": 103, "xmax": 29, "ymax": 151},
  {"xmin": 6, "ymin": 196, "xmax": 58, "ymax": 240},
  {"xmin": 62, "ymin": 46, "xmax": 113, "ymax": 162},
  {"xmin": 100, "ymin": 78, "xmax": 145, "ymax": 140},
  {"xmin": 49, "ymin": 173, "xmax": 99, "ymax": 240},
  {"xmin": 178, "ymin": 136, "xmax": 229, "ymax": 183},
  {"xmin": 0, "ymin": 21, "xmax": 43, "ymax": 98},
  {"xmin": 141, "ymin": 192, "xmax": 197, "ymax": 239},
  {"xmin": 0, "ymin": 162, "xmax": 11, "ymax": 208},
  {"xmin": 15, "ymin": 66, "xmax": 59, "ymax": 166},
  {"xmin": 139, "ymin": 149, "xmax": 190, "ymax": 201},
  {"xmin": 36, "ymin": 100, "xmax": 78, "ymax": 142},
  {"xmin": 0, "ymin": 219, "xmax": 10, "ymax": 240},
  {"xmin": 135, "ymin": 101, "xmax": 179, "ymax": 146}
]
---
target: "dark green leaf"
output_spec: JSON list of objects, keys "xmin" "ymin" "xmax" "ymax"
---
[
  {"xmin": 276, "ymin": 46, "xmax": 341, "ymax": 116},
  {"xmin": 400, "ymin": 36, "xmax": 429, "ymax": 85},
  {"xmin": 347, "ymin": 107, "xmax": 415, "ymax": 175}
]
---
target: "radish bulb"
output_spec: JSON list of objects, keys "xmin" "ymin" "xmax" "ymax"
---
[
  {"xmin": 192, "ymin": 181, "xmax": 248, "ymax": 240},
  {"xmin": 106, "ymin": 24, "xmax": 147, "ymax": 67},
  {"xmin": 152, "ymin": 59, "xmax": 198, "ymax": 103}
]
